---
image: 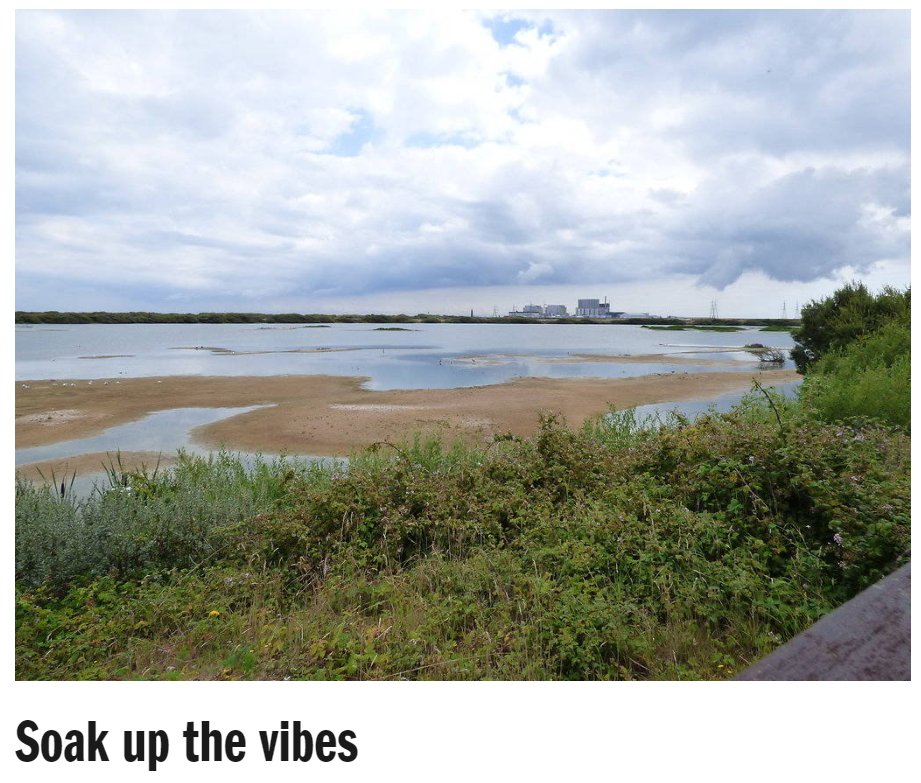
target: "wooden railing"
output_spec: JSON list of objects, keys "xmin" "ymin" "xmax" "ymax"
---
[{"xmin": 737, "ymin": 563, "xmax": 910, "ymax": 680}]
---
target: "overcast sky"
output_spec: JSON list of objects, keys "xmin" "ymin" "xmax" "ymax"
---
[{"xmin": 15, "ymin": 9, "xmax": 910, "ymax": 317}]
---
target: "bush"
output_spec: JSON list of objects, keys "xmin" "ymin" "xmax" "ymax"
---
[
  {"xmin": 15, "ymin": 451, "xmax": 309, "ymax": 591},
  {"xmin": 801, "ymin": 317, "xmax": 910, "ymax": 428},
  {"xmin": 791, "ymin": 282, "xmax": 909, "ymax": 373}
]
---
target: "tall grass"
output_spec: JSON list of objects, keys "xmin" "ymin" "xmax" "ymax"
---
[{"xmin": 15, "ymin": 450, "xmax": 335, "ymax": 591}]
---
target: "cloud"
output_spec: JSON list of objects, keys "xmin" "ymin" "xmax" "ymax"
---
[{"xmin": 15, "ymin": 9, "xmax": 910, "ymax": 314}]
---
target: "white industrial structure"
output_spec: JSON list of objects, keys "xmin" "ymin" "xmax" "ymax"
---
[
  {"xmin": 575, "ymin": 298, "xmax": 612, "ymax": 318},
  {"xmin": 506, "ymin": 296, "xmax": 636, "ymax": 319}
]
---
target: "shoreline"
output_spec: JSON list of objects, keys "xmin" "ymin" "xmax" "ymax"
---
[
  {"xmin": 15, "ymin": 451, "xmax": 178, "ymax": 483},
  {"xmin": 16, "ymin": 369, "xmax": 800, "ymax": 461}
]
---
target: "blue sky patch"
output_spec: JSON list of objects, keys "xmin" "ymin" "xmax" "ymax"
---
[
  {"xmin": 483, "ymin": 16, "xmax": 530, "ymax": 47},
  {"xmin": 406, "ymin": 131, "xmax": 478, "ymax": 150},
  {"xmin": 328, "ymin": 109, "xmax": 379, "ymax": 157}
]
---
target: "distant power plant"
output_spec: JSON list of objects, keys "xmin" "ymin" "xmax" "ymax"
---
[
  {"xmin": 508, "ymin": 296, "xmax": 650, "ymax": 319},
  {"xmin": 575, "ymin": 298, "xmax": 610, "ymax": 318},
  {"xmin": 507, "ymin": 303, "xmax": 569, "ymax": 318}
]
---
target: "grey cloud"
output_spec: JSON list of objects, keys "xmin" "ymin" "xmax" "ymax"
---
[
  {"xmin": 15, "ymin": 10, "xmax": 910, "ymax": 312},
  {"xmin": 665, "ymin": 165, "xmax": 909, "ymax": 286}
]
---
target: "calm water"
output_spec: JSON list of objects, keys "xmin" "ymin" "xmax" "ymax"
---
[
  {"xmin": 16, "ymin": 322, "xmax": 794, "ymax": 390},
  {"xmin": 16, "ymin": 323, "xmax": 798, "ymax": 477},
  {"xmin": 14, "ymin": 405, "xmax": 266, "ymax": 467},
  {"xmin": 15, "ymin": 405, "xmax": 343, "ymax": 499},
  {"xmin": 631, "ymin": 380, "xmax": 801, "ymax": 421}
]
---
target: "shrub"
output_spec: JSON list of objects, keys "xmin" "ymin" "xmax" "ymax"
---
[
  {"xmin": 801, "ymin": 318, "xmax": 910, "ymax": 428},
  {"xmin": 791, "ymin": 282, "xmax": 909, "ymax": 372}
]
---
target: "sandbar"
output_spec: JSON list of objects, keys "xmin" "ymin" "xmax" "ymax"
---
[
  {"xmin": 17, "ymin": 369, "xmax": 799, "ymax": 457},
  {"xmin": 170, "ymin": 346, "xmax": 355, "ymax": 355}
]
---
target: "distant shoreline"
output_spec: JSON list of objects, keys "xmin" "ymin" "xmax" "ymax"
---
[{"xmin": 15, "ymin": 311, "xmax": 801, "ymax": 327}]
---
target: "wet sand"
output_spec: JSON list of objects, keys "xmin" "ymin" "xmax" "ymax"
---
[
  {"xmin": 170, "ymin": 345, "xmax": 357, "ymax": 356},
  {"xmin": 16, "ymin": 368, "xmax": 799, "ymax": 457}
]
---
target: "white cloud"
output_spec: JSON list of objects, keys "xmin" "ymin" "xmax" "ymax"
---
[{"xmin": 15, "ymin": 9, "xmax": 910, "ymax": 315}]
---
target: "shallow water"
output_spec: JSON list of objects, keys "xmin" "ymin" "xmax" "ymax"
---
[
  {"xmin": 15, "ymin": 405, "xmax": 341, "ymax": 498},
  {"xmin": 16, "ymin": 322, "xmax": 794, "ymax": 390},
  {"xmin": 630, "ymin": 379, "xmax": 801, "ymax": 421},
  {"xmin": 15, "ymin": 405, "xmax": 267, "ymax": 466}
]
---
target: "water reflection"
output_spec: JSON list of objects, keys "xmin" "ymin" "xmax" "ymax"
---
[
  {"xmin": 16, "ymin": 405, "xmax": 341, "ymax": 498},
  {"xmin": 16, "ymin": 406, "xmax": 266, "ymax": 466},
  {"xmin": 629, "ymin": 380, "xmax": 801, "ymax": 422},
  {"xmin": 16, "ymin": 322, "xmax": 795, "ymax": 390}
]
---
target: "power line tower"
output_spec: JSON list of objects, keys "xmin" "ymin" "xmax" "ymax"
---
[
  {"xmin": 782, "ymin": 301, "xmax": 787, "ymax": 319},
  {"xmin": 709, "ymin": 300, "xmax": 719, "ymax": 319}
]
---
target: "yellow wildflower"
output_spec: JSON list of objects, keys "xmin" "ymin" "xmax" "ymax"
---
[{"xmin": 208, "ymin": 610, "xmax": 221, "ymax": 618}]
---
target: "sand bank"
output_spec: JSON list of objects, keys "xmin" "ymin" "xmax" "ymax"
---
[
  {"xmin": 17, "ymin": 369, "xmax": 799, "ymax": 457},
  {"xmin": 170, "ymin": 345, "xmax": 356, "ymax": 355}
]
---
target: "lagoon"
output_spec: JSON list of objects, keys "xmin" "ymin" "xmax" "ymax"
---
[{"xmin": 16, "ymin": 322, "xmax": 795, "ymax": 389}]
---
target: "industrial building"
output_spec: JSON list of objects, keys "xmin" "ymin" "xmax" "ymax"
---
[
  {"xmin": 507, "ymin": 304, "xmax": 544, "ymax": 318},
  {"xmin": 507, "ymin": 303, "xmax": 569, "ymax": 318},
  {"xmin": 506, "ymin": 296, "xmax": 634, "ymax": 319},
  {"xmin": 575, "ymin": 298, "xmax": 612, "ymax": 318}
]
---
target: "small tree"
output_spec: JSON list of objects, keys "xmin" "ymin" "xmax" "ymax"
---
[{"xmin": 791, "ymin": 282, "xmax": 910, "ymax": 373}]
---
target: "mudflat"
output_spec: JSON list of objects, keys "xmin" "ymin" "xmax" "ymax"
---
[{"xmin": 16, "ymin": 368, "xmax": 799, "ymax": 457}]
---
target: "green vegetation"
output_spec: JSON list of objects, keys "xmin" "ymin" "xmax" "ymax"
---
[
  {"xmin": 17, "ymin": 400, "xmax": 909, "ymax": 680},
  {"xmin": 800, "ymin": 317, "xmax": 910, "ymax": 428},
  {"xmin": 791, "ymin": 282, "xmax": 910, "ymax": 429},
  {"xmin": 15, "ymin": 284, "xmax": 907, "ymax": 680},
  {"xmin": 16, "ymin": 311, "xmax": 419, "ymax": 325},
  {"xmin": 790, "ymin": 282, "xmax": 909, "ymax": 372},
  {"xmin": 16, "ymin": 310, "xmax": 800, "ymax": 328},
  {"xmin": 373, "ymin": 327, "xmax": 416, "ymax": 331}
]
